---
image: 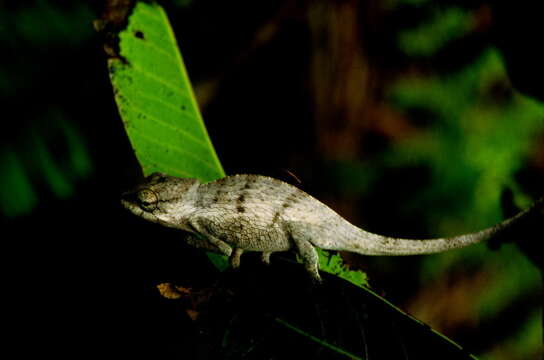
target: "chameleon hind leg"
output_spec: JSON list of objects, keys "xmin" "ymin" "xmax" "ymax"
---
[
  {"xmin": 287, "ymin": 223, "xmax": 322, "ymax": 282},
  {"xmin": 261, "ymin": 251, "xmax": 272, "ymax": 265},
  {"xmin": 229, "ymin": 248, "xmax": 244, "ymax": 268}
]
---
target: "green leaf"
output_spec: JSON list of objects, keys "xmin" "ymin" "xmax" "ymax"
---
[
  {"xmin": 274, "ymin": 317, "xmax": 364, "ymax": 360},
  {"xmin": 317, "ymin": 248, "xmax": 369, "ymax": 288},
  {"xmin": 108, "ymin": 1, "xmax": 224, "ymax": 182},
  {"xmin": 108, "ymin": 1, "xmax": 226, "ymax": 269}
]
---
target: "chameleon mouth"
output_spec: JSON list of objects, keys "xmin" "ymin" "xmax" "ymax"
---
[
  {"xmin": 121, "ymin": 198, "xmax": 143, "ymax": 216},
  {"xmin": 121, "ymin": 192, "xmax": 163, "ymax": 224},
  {"xmin": 121, "ymin": 192, "xmax": 138, "ymax": 211},
  {"xmin": 120, "ymin": 198, "xmax": 134, "ymax": 210},
  {"xmin": 121, "ymin": 191, "xmax": 145, "ymax": 215}
]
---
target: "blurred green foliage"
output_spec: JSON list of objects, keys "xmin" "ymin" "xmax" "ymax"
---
[
  {"xmin": 397, "ymin": 6, "xmax": 473, "ymax": 56},
  {"xmin": 381, "ymin": 4, "xmax": 542, "ymax": 358},
  {"xmin": 0, "ymin": 112, "xmax": 92, "ymax": 217},
  {"xmin": 480, "ymin": 309, "xmax": 542, "ymax": 360},
  {"xmin": 9, "ymin": 1, "xmax": 93, "ymax": 46},
  {"xmin": 474, "ymin": 245, "xmax": 538, "ymax": 319},
  {"xmin": 394, "ymin": 0, "xmax": 431, "ymax": 6},
  {"xmin": 0, "ymin": 148, "xmax": 37, "ymax": 216},
  {"xmin": 323, "ymin": 3, "xmax": 542, "ymax": 357},
  {"xmin": 388, "ymin": 49, "xmax": 543, "ymax": 234},
  {"xmin": 0, "ymin": 2, "xmax": 94, "ymax": 217}
]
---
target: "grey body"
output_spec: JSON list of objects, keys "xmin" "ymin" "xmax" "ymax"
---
[{"xmin": 121, "ymin": 173, "xmax": 541, "ymax": 281}]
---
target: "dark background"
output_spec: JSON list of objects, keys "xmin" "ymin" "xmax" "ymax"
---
[{"xmin": 2, "ymin": 0, "xmax": 543, "ymax": 358}]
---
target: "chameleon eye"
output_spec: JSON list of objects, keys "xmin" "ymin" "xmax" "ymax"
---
[{"xmin": 137, "ymin": 188, "xmax": 159, "ymax": 212}]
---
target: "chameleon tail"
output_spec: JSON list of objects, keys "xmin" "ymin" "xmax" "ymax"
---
[{"xmin": 345, "ymin": 196, "xmax": 543, "ymax": 256}]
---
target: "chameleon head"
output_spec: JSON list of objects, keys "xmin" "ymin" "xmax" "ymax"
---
[{"xmin": 121, "ymin": 172, "xmax": 201, "ymax": 227}]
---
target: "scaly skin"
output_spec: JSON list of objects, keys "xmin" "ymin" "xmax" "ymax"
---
[{"xmin": 121, "ymin": 173, "xmax": 543, "ymax": 281}]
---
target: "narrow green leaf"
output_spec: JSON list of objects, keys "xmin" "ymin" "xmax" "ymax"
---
[
  {"xmin": 275, "ymin": 317, "xmax": 364, "ymax": 360},
  {"xmin": 108, "ymin": 1, "xmax": 224, "ymax": 182},
  {"xmin": 108, "ymin": 1, "xmax": 226, "ymax": 269},
  {"xmin": 360, "ymin": 286, "xmax": 480, "ymax": 360}
]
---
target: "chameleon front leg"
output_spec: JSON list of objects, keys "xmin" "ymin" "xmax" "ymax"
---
[
  {"xmin": 183, "ymin": 234, "xmax": 232, "ymax": 256},
  {"xmin": 188, "ymin": 217, "xmax": 248, "ymax": 270},
  {"xmin": 187, "ymin": 218, "xmax": 233, "ymax": 258}
]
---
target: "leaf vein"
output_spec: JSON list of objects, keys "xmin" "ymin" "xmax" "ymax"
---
[
  {"xmin": 138, "ymin": 37, "xmax": 179, "ymax": 63},
  {"xmin": 130, "ymin": 126, "xmax": 218, "ymax": 172},
  {"xmin": 136, "ymin": 90, "xmax": 198, "ymax": 122},
  {"xmin": 131, "ymin": 63, "xmax": 189, "ymax": 101},
  {"xmin": 118, "ymin": 89, "xmax": 208, "ymax": 148},
  {"xmin": 137, "ymin": 4, "xmax": 163, "ymax": 21}
]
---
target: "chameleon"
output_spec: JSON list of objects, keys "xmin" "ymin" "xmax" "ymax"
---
[{"xmin": 121, "ymin": 172, "xmax": 543, "ymax": 282}]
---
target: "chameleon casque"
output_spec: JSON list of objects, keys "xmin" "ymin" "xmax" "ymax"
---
[{"xmin": 121, "ymin": 172, "xmax": 542, "ymax": 281}]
